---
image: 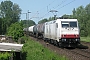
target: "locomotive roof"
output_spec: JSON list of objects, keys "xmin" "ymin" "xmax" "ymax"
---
[
  {"xmin": 57, "ymin": 19, "xmax": 78, "ymax": 21},
  {"xmin": 45, "ymin": 19, "xmax": 78, "ymax": 25}
]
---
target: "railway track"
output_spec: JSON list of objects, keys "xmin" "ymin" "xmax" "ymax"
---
[
  {"xmin": 65, "ymin": 48, "xmax": 90, "ymax": 60},
  {"xmin": 29, "ymin": 36, "xmax": 90, "ymax": 60},
  {"xmin": 81, "ymin": 41, "xmax": 90, "ymax": 48}
]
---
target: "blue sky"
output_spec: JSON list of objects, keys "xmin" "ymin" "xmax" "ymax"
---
[{"xmin": 0, "ymin": 0, "xmax": 90, "ymax": 24}]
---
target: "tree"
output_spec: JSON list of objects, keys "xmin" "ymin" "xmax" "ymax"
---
[
  {"xmin": 85, "ymin": 3, "xmax": 90, "ymax": 36},
  {"xmin": 0, "ymin": 1, "xmax": 21, "ymax": 34},
  {"xmin": 0, "ymin": 52, "xmax": 11, "ymax": 60},
  {"xmin": 7, "ymin": 22, "xmax": 24, "ymax": 42},
  {"xmin": 85, "ymin": 3, "xmax": 90, "ymax": 15},
  {"xmin": 0, "ymin": 18, "xmax": 3, "ymax": 34},
  {"xmin": 21, "ymin": 20, "xmax": 36, "ymax": 27},
  {"xmin": 28, "ymin": 20, "xmax": 36, "ymax": 27},
  {"xmin": 72, "ymin": 8, "xmax": 77, "ymax": 19},
  {"xmin": 73, "ymin": 6, "xmax": 88, "ymax": 36},
  {"xmin": 38, "ymin": 18, "xmax": 48, "ymax": 24},
  {"xmin": 72, "ymin": 5, "xmax": 90, "ymax": 37},
  {"xmin": 61, "ymin": 14, "xmax": 73, "ymax": 19},
  {"xmin": 48, "ymin": 17, "xmax": 54, "ymax": 21}
]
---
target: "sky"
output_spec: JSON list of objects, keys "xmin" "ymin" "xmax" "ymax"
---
[{"xmin": 0, "ymin": 0, "xmax": 90, "ymax": 24}]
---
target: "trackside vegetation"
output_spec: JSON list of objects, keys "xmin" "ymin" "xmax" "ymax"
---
[
  {"xmin": 81, "ymin": 37, "xmax": 90, "ymax": 42},
  {"xmin": 7, "ymin": 22, "xmax": 24, "ymax": 42},
  {"xmin": 0, "ymin": 0, "xmax": 90, "ymax": 60},
  {"xmin": 21, "ymin": 36, "xmax": 68, "ymax": 60},
  {"xmin": 0, "ymin": 52, "xmax": 11, "ymax": 60}
]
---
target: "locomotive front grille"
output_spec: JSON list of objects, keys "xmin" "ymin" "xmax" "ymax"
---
[{"xmin": 61, "ymin": 38, "xmax": 80, "ymax": 43}]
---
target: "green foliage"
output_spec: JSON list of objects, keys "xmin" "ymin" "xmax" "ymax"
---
[
  {"xmin": 81, "ymin": 37, "xmax": 90, "ymax": 42},
  {"xmin": 18, "ymin": 36, "xmax": 28, "ymax": 44},
  {"xmin": 22, "ymin": 37, "xmax": 67, "ymax": 60},
  {"xmin": 38, "ymin": 18, "xmax": 48, "ymax": 24},
  {"xmin": 7, "ymin": 22, "xmax": 24, "ymax": 42},
  {"xmin": 0, "ymin": 18, "xmax": 3, "ymax": 34},
  {"xmin": 72, "ymin": 4, "xmax": 90, "ymax": 37},
  {"xmin": 21, "ymin": 20, "xmax": 36, "ymax": 27},
  {"xmin": 0, "ymin": 52, "xmax": 11, "ymax": 60},
  {"xmin": 48, "ymin": 17, "xmax": 55, "ymax": 21},
  {"xmin": 0, "ymin": 0, "xmax": 21, "ymax": 34},
  {"xmin": 61, "ymin": 14, "xmax": 73, "ymax": 19},
  {"xmin": 38, "ymin": 17, "xmax": 56, "ymax": 24}
]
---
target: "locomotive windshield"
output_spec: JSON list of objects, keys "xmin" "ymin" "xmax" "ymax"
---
[{"xmin": 62, "ymin": 21, "xmax": 77, "ymax": 28}]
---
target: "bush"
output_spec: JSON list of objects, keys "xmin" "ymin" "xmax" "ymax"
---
[
  {"xmin": 21, "ymin": 37, "xmax": 67, "ymax": 60},
  {"xmin": 7, "ymin": 22, "xmax": 24, "ymax": 42},
  {"xmin": 0, "ymin": 52, "xmax": 11, "ymax": 60}
]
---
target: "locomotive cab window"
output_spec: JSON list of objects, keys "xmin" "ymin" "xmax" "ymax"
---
[
  {"xmin": 61, "ymin": 22, "xmax": 69, "ymax": 27},
  {"xmin": 70, "ymin": 22, "xmax": 77, "ymax": 27},
  {"xmin": 61, "ymin": 21, "xmax": 77, "ymax": 28}
]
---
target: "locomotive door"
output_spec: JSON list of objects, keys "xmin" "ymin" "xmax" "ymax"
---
[
  {"xmin": 55, "ymin": 23, "xmax": 58, "ymax": 39},
  {"xmin": 56, "ymin": 23, "xmax": 60, "ymax": 42},
  {"xmin": 49, "ymin": 24, "xmax": 51, "ymax": 38},
  {"xmin": 51, "ymin": 23, "xmax": 57, "ymax": 40}
]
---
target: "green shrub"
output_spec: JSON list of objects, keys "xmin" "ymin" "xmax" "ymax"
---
[
  {"xmin": 7, "ymin": 22, "xmax": 24, "ymax": 42},
  {"xmin": 81, "ymin": 37, "xmax": 90, "ymax": 42},
  {"xmin": 0, "ymin": 52, "xmax": 11, "ymax": 60},
  {"xmin": 22, "ymin": 37, "xmax": 68, "ymax": 60}
]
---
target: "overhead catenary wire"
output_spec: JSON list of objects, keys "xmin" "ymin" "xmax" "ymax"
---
[
  {"xmin": 53, "ymin": 0, "xmax": 68, "ymax": 9},
  {"xmin": 57, "ymin": 0, "xmax": 76, "ymax": 10},
  {"xmin": 39, "ymin": 0, "xmax": 67, "ymax": 20},
  {"xmin": 30, "ymin": 0, "xmax": 56, "ymax": 21},
  {"xmin": 39, "ymin": 11, "xmax": 50, "ymax": 20},
  {"xmin": 39, "ymin": 0, "xmax": 76, "ymax": 20},
  {"xmin": 38, "ymin": 0, "xmax": 67, "ymax": 20},
  {"xmin": 30, "ymin": 11, "xmax": 39, "ymax": 19},
  {"xmin": 37, "ymin": 0, "xmax": 58, "ymax": 20},
  {"xmin": 38, "ymin": 0, "xmax": 56, "ymax": 12}
]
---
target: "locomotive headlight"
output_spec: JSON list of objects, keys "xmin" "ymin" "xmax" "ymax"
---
[
  {"xmin": 76, "ymin": 39, "xmax": 77, "ymax": 41},
  {"xmin": 62, "ymin": 39, "xmax": 66, "ymax": 42},
  {"xmin": 76, "ymin": 39, "xmax": 80, "ymax": 41},
  {"xmin": 63, "ymin": 39, "xmax": 66, "ymax": 41}
]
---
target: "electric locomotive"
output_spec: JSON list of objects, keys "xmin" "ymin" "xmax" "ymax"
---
[{"xmin": 44, "ymin": 19, "xmax": 80, "ymax": 47}]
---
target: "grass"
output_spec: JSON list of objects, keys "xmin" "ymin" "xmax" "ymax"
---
[
  {"xmin": 22, "ymin": 37, "xmax": 68, "ymax": 60},
  {"xmin": 0, "ymin": 52, "xmax": 11, "ymax": 60},
  {"xmin": 81, "ymin": 37, "xmax": 90, "ymax": 42}
]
